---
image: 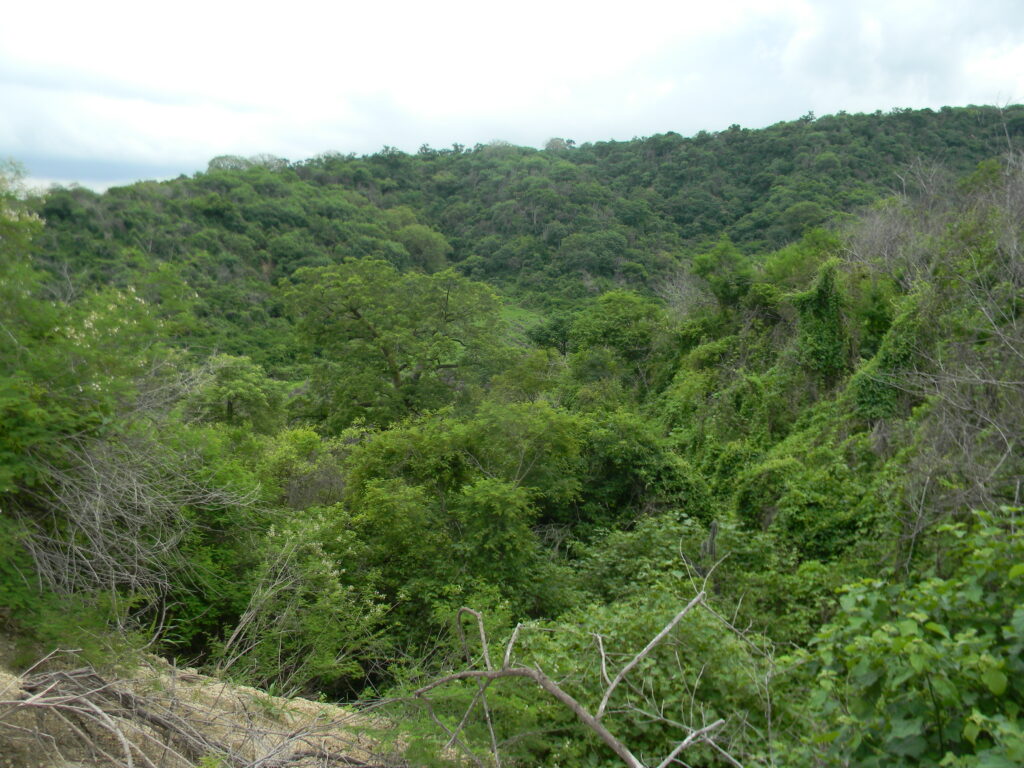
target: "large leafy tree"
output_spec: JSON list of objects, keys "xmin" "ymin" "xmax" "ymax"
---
[
  {"xmin": 287, "ymin": 259, "xmax": 502, "ymax": 429},
  {"xmin": 337, "ymin": 399, "xmax": 584, "ymax": 642}
]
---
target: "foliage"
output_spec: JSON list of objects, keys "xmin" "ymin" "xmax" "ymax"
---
[
  {"xmin": 286, "ymin": 259, "xmax": 502, "ymax": 430},
  {"xmin": 213, "ymin": 517, "xmax": 387, "ymax": 697},
  {"xmin": 393, "ymin": 585, "xmax": 775, "ymax": 768},
  {"xmin": 797, "ymin": 510, "xmax": 1024, "ymax": 767},
  {"xmin": 692, "ymin": 237, "xmax": 754, "ymax": 307},
  {"xmin": 793, "ymin": 259, "xmax": 849, "ymax": 385},
  {"xmin": 184, "ymin": 355, "xmax": 285, "ymax": 433}
]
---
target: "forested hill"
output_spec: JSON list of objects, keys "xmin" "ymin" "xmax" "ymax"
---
[
  {"xmin": 37, "ymin": 105, "xmax": 1023, "ymax": 292},
  {"xmin": 29, "ymin": 105, "xmax": 1024, "ymax": 372},
  {"xmin": 2, "ymin": 106, "xmax": 1024, "ymax": 767}
]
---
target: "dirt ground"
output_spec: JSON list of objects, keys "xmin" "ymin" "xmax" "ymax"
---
[{"xmin": 0, "ymin": 653, "xmax": 403, "ymax": 768}]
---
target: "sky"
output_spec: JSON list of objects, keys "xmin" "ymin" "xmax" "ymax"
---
[{"xmin": 3, "ymin": 0, "xmax": 1023, "ymax": 189}]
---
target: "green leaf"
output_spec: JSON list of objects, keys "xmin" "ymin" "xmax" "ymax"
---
[
  {"xmin": 925, "ymin": 621, "xmax": 950, "ymax": 638},
  {"xmin": 1009, "ymin": 563, "xmax": 1024, "ymax": 580},
  {"xmin": 889, "ymin": 717, "xmax": 924, "ymax": 739},
  {"xmin": 888, "ymin": 733, "xmax": 927, "ymax": 757},
  {"xmin": 898, "ymin": 619, "xmax": 920, "ymax": 636},
  {"xmin": 1006, "ymin": 734, "xmax": 1024, "ymax": 763},
  {"xmin": 964, "ymin": 720, "xmax": 980, "ymax": 744},
  {"xmin": 974, "ymin": 752, "xmax": 1017, "ymax": 768},
  {"xmin": 982, "ymin": 668, "xmax": 1008, "ymax": 696}
]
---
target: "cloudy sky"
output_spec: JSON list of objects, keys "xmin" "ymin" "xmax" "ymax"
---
[{"xmin": 3, "ymin": 0, "xmax": 1023, "ymax": 188}]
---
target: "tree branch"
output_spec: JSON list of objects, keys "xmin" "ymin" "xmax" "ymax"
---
[{"xmin": 597, "ymin": 592, "xmax": 706, "ymax": 719}]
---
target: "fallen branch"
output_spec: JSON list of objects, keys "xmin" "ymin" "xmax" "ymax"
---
[{"xmin": 409, "ymin": 589, "xmax": 740, "ymax": 768}]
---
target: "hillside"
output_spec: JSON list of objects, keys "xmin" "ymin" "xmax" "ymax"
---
[
  {"xmin": 29, "ymin": 105, "xmax": 1024, "ymax": 366},
  {"xmin": 0, "ymin": 654, "xmax": 397, "ymax": 768},
  {"xmin": 2, "ymin": 106, "xmax": 1023, "ymax": 766}
]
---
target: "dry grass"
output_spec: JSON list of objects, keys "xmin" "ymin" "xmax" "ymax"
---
[{"xmin": 0, "ymin": 655, "xmax": 404, "ymax": 768}]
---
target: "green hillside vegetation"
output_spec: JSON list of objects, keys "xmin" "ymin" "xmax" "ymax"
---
[{"xmin": 2, "ymin": 105, "xmax": 1023, "ymax": 766}]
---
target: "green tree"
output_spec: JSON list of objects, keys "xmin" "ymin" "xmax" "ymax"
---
[
  {"xmin": 793, "ymin": 259, "xmax": 849, "ymax": 385},
  {"xmin": 569, "ymin": 291, "xmax": 669, "ymax": 394},
  {"xmin": 185, "ymin": 354, "xmax": 284, "ymax": 433},
  {"xmin": 570, "ymin": 291, "xmax": 665, "ymax": 363},
  {"xmin": 286, "ymin": 259, "xmax": 502, "ymax": 429},
  {"xmin": 213, "ymin": 518, "xmax": 386, "ymax": 697},
  {"xmin": 691, "ymin": 237, "xmax": 754, "ymax": 307},
  {"xmin": 393, "ymin": 223, "xmax": 452, "ymax": 272}
]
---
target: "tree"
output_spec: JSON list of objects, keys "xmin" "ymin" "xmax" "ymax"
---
[
  {"xmin": 393, "ymin": 223, "xmax": 452, "ymax": 272},
  {"xmin": 571, "ymin": 291, "xmax": 665, "ymax": 362},
  {"xmin": 214, "ymin": 519, "xmax": 386, "ymax": 697},
  {"xmin": 0, "ymin": 179, "xmax": 50, "ymax": 493},
  {"xmin": 558, "ymin": 230, "xmax": 627, "ymax": 276},
  {"xmin": 287, "ymin": 259, "xmax": 502, "ymax": 429},
  {"xmin": 793, "ymin": 259, "xmax": 849, "ymax": 385},
  {"xmin": 184, "ymin": 354, "xmax": 284, "ymax": 433},
  {"xmin": 338, "ymin": 400, "xmax": 585, "ymax": 635},
  {"xmin": 691, "ymin": 237, "xmax": 753, "ymax": 308},
  {"xmin": 570, "ymin": 291, "xmax": 669, "ymax": 393}
]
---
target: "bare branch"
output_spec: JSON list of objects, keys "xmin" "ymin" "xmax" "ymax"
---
[
  {"xmin": 654, "ymin": 719, "xmax": 728, "ymax": 768},
  {"xmin": 592, "ymin": 633, "xmax": 611, "ymax": 688},
  {"xmin": 455, "ymin": 607, "xmax": 500, "ymax": 766},
  {"xmin": 597, "ymin": 592, "xmax": 706, "ymax": 719},
  {"xmin": 414, "ymin": 666, "xmax": 645, "ymax": 768},
  {"xmin": 407, "ymin": 594, "xmax": 747, "ymax": 768},
  {"xmin": 503, "ymin": 623, "xmax": 524, "ymax": 669}
]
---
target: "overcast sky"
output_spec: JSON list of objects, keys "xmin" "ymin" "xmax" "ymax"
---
[{"xmin": 3, "ymin": 0, "xmax": 1023, "ymax": 188}]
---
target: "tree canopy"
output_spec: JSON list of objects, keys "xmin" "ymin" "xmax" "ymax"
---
[{"xmin": 286, "ymin": 259, "xmax": 501, "ymax": 429}]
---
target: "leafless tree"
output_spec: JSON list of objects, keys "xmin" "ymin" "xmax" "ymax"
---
[
  {"xmin": 846, "ymin": 152, "xmax": 1024, "ymax": 567},
  {"xmin": 654, "ymin": 268, "xmax": 716, "ymax": 320},
  {"xmin": 5, "ymin": 354, "xmax": 260, "ymax": 635},
  {"xmin": 14, "ymin": 430, "xmax": 258, "ymax": 611}
]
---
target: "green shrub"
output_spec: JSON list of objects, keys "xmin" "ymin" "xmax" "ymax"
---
[{"xmin": 795, "ymin": 509, "xmax": 1024, "ymax": 767}]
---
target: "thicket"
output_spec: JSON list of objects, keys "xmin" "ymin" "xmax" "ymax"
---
[{"xmin": 2, "ymin": 106, "xmax": 1023, "ymax": 765}]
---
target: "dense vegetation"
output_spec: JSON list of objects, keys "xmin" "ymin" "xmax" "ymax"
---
[{"xmin": 2, "ymin": 105, "xmax": 1023, "ymax": 766}]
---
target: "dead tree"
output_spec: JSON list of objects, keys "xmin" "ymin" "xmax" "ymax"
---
[{"xmin": 845, "ymin": 152, "xmax": 1024, "ymax": 567}]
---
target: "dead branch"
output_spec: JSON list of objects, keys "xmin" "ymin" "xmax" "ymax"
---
[
  {"xmin": 9, "ymin": 427, "xmax": 260, "ymax": 635},
  {"xmin": 454, "ymin": 608, "xmax": 501, "ymax": 766},
  {"xmin": 413, "ymin": 665, "xmax": 647, "ymax": 768},
  {"xmin": 0, "ymin": 661, "xmax": 405, "ymax": 768},
  {"xmin": 408, "ymin": 590, "xmax": 741, "ymax": 768},
  {"xmin": 13, "ymin": 667, "xmax": 240, "ymax": 766},
  {"xmin": 596, "ymin": 592, "xmax": 705, "ymax": 719}
]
